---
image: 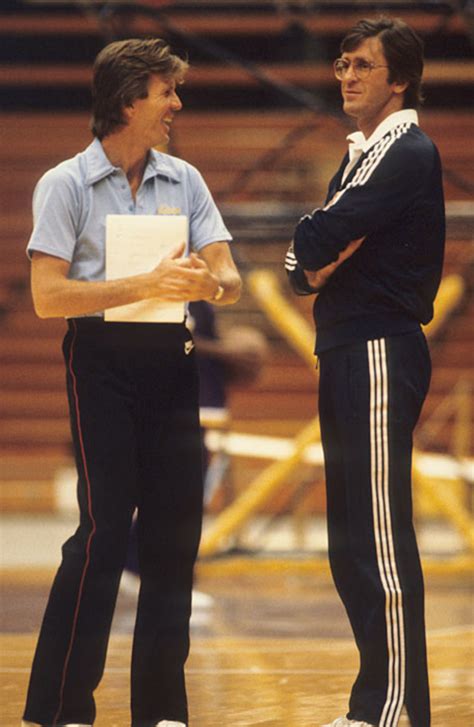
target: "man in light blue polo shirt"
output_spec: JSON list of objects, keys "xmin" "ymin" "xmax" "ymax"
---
[{"xmin": 22, "ymin": 38, "xmax": 241, "ymax": 727}]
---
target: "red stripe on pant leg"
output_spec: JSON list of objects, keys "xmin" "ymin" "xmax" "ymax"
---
[{"xmin": 53, "ymin": 320, "xmax": 97, "ymax": 726}]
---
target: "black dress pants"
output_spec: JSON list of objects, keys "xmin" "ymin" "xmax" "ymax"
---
[
  {"xmin": 23, "ymin": 319, "xmax": 203, "ymax": 727},
  {"xmin": 318, "ymin": 331, "xmax": 431, "ymax": 727}
]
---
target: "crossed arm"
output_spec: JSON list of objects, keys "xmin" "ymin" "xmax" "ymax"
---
[
  {"xmin": 31, "ymin": 240, "xmax": 241, "ymax": 319},
  {"xmin": 286, "ymin": 235, "xmax": 364, "ymax": 296},
  {"xmin": 303, "ymin": 236, "xmax": 364, "ymax": 292}
]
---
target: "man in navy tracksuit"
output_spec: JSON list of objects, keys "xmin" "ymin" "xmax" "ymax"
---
[{"xmin": 285, "ymin": 17, "xmax": 445, "ymax": 727}]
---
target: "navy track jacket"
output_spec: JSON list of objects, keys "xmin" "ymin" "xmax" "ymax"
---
[{"xmin": 286, "ymin": 117, "xmax": 445, "ymax": 353}]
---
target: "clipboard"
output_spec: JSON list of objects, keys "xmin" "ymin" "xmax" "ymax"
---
[{"xmin": 105, "ymin": 214, "xmax": 188, "ymax": 323}]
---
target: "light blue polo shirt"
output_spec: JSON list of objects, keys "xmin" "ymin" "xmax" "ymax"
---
[{"xmin": 27, "ymin": 138, "xmax": 232, "ymax": 288}]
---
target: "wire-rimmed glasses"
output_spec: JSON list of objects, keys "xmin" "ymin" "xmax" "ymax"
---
[{"xmin": 333, "ymin": 58, "xmax": 389, "ymax": 81}]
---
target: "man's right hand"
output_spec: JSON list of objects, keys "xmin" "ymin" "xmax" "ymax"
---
[
  {"xmin": 145, "ymin": 243, "xmax": 220, "ymax": 302},
  {"xmin": 30, "ymin": 243, "xmax": 228, "ymax": 319}
]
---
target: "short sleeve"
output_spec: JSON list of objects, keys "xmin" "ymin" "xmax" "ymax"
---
[
  {"xmin": 27, "ymin": 167, "xmax": 82, "ymax": 262},
  {"xmin": 187, "ymin": 166, "xmax": 232, "ymax": 252}
]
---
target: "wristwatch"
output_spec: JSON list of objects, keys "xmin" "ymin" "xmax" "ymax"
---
[{"xmin": 211, "ymin": 285, "xmax": 224, "ymax": 302}]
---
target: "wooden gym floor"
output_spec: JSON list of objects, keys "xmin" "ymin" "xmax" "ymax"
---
[{"xmin": 0, "ymin": 557, "xmax": 472, "ymax": 726}]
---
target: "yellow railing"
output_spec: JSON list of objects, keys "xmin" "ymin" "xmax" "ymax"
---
[
  {"xmin": 199, "ymin": 270, "xmax": 471, "ymax": 570},
  {"xmin": 199, "ymin": 417, "xmax": 321, "ymax": 557},
  {"xmin": 245, "ymin": 269, "xmax": 318, "ymax": 371}
]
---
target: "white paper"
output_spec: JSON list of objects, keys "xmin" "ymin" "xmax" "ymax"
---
[{"xmin": 105, "ymin": 214, "xmax": 188, "ymax": 323}]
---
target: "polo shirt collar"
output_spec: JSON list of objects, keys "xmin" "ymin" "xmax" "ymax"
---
[
  {"xmin": 346, "ymin": 109, "xmax": 418, "ymax": 159},
  {"xmin": 84, "ymin": 138, "xmax": 181, "ymax": 185},
  {"xmin": 84, "ymin": 138, "xmax": 116, "ymax": 185},
  {"xmin": 145, "ymin": 149, "xmax": 181, "ymax": 184}
]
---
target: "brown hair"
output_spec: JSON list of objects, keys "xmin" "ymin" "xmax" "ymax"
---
[
  {"xmin": 91, "ymin": 38, "xmax": 188, "ymax": 139},
  {"xmin": 341, "ymin": 17, "xmax": 424, "ymax": 108}
]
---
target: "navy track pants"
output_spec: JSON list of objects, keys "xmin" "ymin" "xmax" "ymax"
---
[
  {"xmin": 318, "ymin": 331, "xmax": 431, "ymax": 727},
  {"xmin": 23, "ymin": 319, "xmax": 203, "ymax": 727}
]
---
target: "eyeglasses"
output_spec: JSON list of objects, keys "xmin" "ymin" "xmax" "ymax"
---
[{"xmin": 333, "ymin": 58, "xmax": 389, "ymax": 81}]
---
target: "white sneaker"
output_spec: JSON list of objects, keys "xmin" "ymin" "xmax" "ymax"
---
[
  {"xmin": 322, "ymin": 718, "xmax": 376, "ymax": 727},
  {"xmin": 156, "ymin": 722, "xmax": 186, "ymax": 726}
]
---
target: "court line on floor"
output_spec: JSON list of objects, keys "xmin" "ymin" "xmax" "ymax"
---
[
  {"xmin": 427, "ymin": 624, "xmax": 474, "ymax": 637},
  {"xmin": 2, "ymin": 667, "xmax": 472, "ymax": 676},
  {"xmin": 3, "ymin": 627, "xmax": 472, "ymax": 657},
  {"xmin": 0, "ymin": 667, "xmax": 354, "ymax": 675},
  {"xmin": 0, "ymin": 639, "xmax": 357, "ymax": 655}
]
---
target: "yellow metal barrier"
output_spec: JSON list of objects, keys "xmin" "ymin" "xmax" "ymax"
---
[
  {"xmin": 453, "ymin": 379, "xmax": 472, "ymax": 459},
  {"xmin": 196, "ymin": 554, "xmax": 474, "ymax": 579},
  {"xmin": 247, "ymin": 270, "xmax": 465, "ymax": 362},
  {"xmin": 246, "ymin": 269, "xmax": 318, "ymax": 371},
  {"xmin": 412, "ymin": 464, "xmax": 474, "ymax": 549},
  {"xmin": 200, "ymin": 270, "xmax": 471, "ymax": 561},
  {"xmin": 199, "ymin": 417, "xmax": 321, "ymax": 557},
  {"xmin": 423, "ymin": 273, "xmax": 465, "ymax": 338}
]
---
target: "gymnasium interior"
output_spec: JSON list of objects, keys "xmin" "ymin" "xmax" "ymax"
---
[{"xmin": 0, "ymin": 1, "xmax": 472, "ymax": 725}]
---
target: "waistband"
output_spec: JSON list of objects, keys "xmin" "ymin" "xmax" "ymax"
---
[
  {"xmin": 315, "ymin": 313, "xmax": 420, "ymax": 354},
  {"xmin": 67, "ymin": 317, "xmax": 190, "ymax": 346},
  {"xmin": 68, "ymin": 317, "xmax": 187, "ymax": 331}
]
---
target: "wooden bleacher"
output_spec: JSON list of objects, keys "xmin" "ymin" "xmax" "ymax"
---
[
  {"xmin": 2, "ymin": 59, "xmax": 473, "ymax": 90},
  {"xmin": 1, "ymin": 1, "xmax": 473, "ymax": 116},
  {"xmin": 0, "ymin": 9, "xmax": 469, "ymax": 37},
  {"xmin": 1, "ymin": 109, "xmax": 472, "ymax": 205},
  {"xmin": 1, "ymin": 0, "xmax": 473, "ymax": 512},
  {"xmin": 1, "ymin": 116, "xmax": 473, "ymax": 513}
]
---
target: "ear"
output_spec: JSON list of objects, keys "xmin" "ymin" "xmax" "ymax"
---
[
  {"xmin": 122, "ymin": 103, "xmax": 135, "ymax": 122},
  {"xmin": 392, "ymin": 80, "xmax": 409, "ymax": 96}
]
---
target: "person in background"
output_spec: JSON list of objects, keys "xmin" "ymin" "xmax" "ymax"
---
[
  {"xmin": 22, "ymin": 38, "xmax": 241, "ymax": 727},
  {"xmin": 285, "ymin": 16, "xmax": 445, "ymax": 727},
  {"xmin": 123, "ymin": 299, "xmax": 268, "ymax": 601}
]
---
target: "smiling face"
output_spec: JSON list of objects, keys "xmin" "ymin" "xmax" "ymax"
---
[
  {"xmin": 127, "ymin": 73, "xmax": 183, "ymax": 148},
  {"xmin": 340, "ymin": 35, "xmax": 407, "ymax": 137}
]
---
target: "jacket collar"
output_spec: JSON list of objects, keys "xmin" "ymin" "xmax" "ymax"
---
[{"xmin": 346, "ymin": 109, "xmax": 418, "ymax": 160}]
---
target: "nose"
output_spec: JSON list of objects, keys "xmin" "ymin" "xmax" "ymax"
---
[
  {"xmin": 344, "ymin": 62, "xmax": 358, "ymax": 82},
  {"xmin": 172, "ymin": 91, "xmax": 183, "ymax": 111}
]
